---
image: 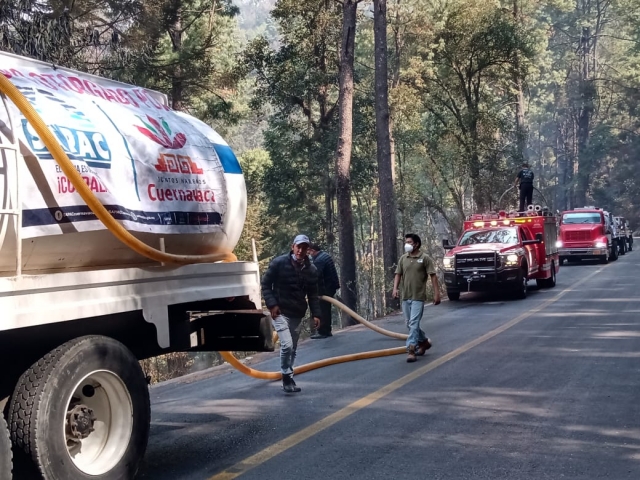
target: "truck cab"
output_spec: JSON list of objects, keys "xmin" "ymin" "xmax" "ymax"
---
[
  {"xmin": 558, "ymin": 207, "xmax": 617, "ymax": 264},
  {"xmin": 443, "ymin": 210, "xmax": 560, "ymax": 301}
]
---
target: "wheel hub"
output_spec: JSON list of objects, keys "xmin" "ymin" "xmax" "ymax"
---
[{"xmin": 66, "ymin": 405, "xmax": 96, "ymax": 440}]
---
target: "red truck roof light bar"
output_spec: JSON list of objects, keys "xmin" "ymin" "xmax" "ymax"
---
[{"xmin": 467, "ymin": 210, "xmax": 554, "ymax": 222}]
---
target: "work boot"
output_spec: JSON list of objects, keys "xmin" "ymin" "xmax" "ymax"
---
[
  {"xmin": 406, "ymin": 345, "xmax": 417, "ymax": 363},
  {"xmin": 416, "ymin": 338, "xmax": 432, "ymax": 356},
  {"xmin": 282, "ymin": 374, "xmax": 301, "ymax": 393}
]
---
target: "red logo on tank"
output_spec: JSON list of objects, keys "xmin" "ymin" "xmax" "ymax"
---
[
  {"xmin": 153, "ymin": 153, "xmax": 203, "ymax": 174},
  {"xmin": 135, "ymin": 115, "xmax": 187, "ymax": 149}
]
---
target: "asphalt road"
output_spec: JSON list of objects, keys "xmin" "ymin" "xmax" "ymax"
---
[{"xmin": 137, "ymin": 254, "xmax": 640, "ymax": 480}]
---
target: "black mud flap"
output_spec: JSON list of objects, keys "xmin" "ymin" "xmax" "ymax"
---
[{"xmin": 189, "ymin": 310, "xmax": 275, "ymax": 352}]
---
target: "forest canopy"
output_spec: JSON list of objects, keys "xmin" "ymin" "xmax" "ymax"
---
[{"xmin": 2, "ymin": 0, "xmax": 639, "ymax": 319}]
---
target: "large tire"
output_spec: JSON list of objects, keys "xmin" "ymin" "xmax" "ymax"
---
[
  {"xmin": 0, "ymin": 415, "xmax": 11, "ymax": 480},
  {"xmin": 513, "ymin": 268, "xmax": 528, "ymax": 299},
  {"xmin": 447, "ymin": 290, "xmax": 460, "ymax": 301},
  {"xmin": 8, "ymin": 336, "xmax": 150, "ymax": 480},
  {"xmin": 536, "ymin": 262, "xmax": 556, "ymax": 289},
  {"xmin": 609, "ymin": 242, "xmax": 618, "ymax": 261}
]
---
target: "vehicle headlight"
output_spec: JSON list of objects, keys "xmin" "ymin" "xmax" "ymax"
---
[
  {"xmin": 443, "ymin": 257, "xmax": 454, "ymax": 270},
  {"xmin": 595, "ymin": 241, "xmax": 607, "ymax": 248},
  {"xmin": 556, "ymin": 240, "xmax": 563, "ymax": 248},
  {"xmin": 501, "ymin": 253, "xmax": 519, "ymax": 267}
]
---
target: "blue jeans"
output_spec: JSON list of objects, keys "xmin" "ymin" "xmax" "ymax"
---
[
  {"xmin": 272, "ymin": 314, "xmax": 302, "ymax": 376},
  {"xmin": 402, "ymin": 300, "xmax": 427, "ymax": 351}
]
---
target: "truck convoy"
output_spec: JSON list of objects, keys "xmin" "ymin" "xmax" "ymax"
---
[
  {"xmin": 442, "ymin": 207, "xmax": 560, "ymax": 301},
  {"xmin": 0, "ymin": 52, "xmax": 273, "ymax": 480}
]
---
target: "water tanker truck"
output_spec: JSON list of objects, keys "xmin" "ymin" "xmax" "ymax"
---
[{"xmin": 0, "ymin": 51, "xmax": 273, "ymax": 480}]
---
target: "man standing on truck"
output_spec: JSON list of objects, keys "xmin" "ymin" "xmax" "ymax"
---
[
  {"xmin": 392, "ymin": 233, "xmax": 441, "ymax": 363},
  {"xmin": 262, "ymin": 234, "xmax": 322, "ymax": 393},
  {"xmin": 515, "ymin": 162, "xmax": 535, "ymax": 212},
  {"xmin": 308, "ymin": 243, "xmax": 340, "ymax": 339}
]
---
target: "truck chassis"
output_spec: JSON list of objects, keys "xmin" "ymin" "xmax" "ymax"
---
[{"xmin": 0, "ymin": 263, "xmax": 272, "ymax": 479}]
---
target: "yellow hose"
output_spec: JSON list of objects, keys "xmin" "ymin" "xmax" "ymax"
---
[
  {"xmin": 220, "ymin": 296, "xmax": 409, "ymax": 380},
  {"xmin": 320, "ymin": 295, "xmax": 407, "ymax": 340},
  {"xmin": 220, "ymin": 347, "xmax": 406, "ymax": 380},
  {"xmin": 0, "ymin": 73, "xmax": 236, "ymax": 265}
]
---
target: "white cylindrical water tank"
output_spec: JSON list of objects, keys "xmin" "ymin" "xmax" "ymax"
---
[{"xmin": 0, "ymin": 52, "xmax": 246, "ymax": 274}]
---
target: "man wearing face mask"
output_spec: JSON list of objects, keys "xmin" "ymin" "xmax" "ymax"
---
[
  {"xmin": 262, "ymin": 234, "xmax": 322, "ymax": 393},
  {"xmin": 392, "ymin": 233, "xmax": 441, "ymax": 363}
]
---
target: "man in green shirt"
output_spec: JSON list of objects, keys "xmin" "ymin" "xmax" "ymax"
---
[{"xmin": 392, "ymin": 233, "xmax": 441, "ymax": 363}]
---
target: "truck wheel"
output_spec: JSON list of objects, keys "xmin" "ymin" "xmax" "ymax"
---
[
  {"xmin": 8, "ymin": 336, "xmax": 150, "ymax": 480},
  {"xmin": 620, "ymin": 240, "xmax": 626, "ymax": 255},
  {"xmin": 536, "ymin": 262, "xmax": 556, "ymax": 289},
  {"xmin": 447, "ymin": 290, "xmax": 460, "ymax": 301},
  {"xmin": 0, "ymin": 414, "xmax": 11, "ymax": 480},
  {"xmin": 609, "ymin": 242, "xmax": 618, "ymax": 261},
  {"xmin": 513, "ymin": 269, "xmax": 528, "ymax": 299}
]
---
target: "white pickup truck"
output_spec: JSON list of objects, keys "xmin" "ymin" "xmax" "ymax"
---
[{"xmin": 0, "ymin": 51, "xmax": 272, "ymax": 480}]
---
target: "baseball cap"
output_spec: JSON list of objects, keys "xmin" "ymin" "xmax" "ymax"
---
[{"xmin": 293, "ymin": 234, "xmax": 310, "ymax": 246}]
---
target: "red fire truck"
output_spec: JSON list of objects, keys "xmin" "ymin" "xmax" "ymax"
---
[{"xmin": 442, "ymin": 210, "xmax": 560, "ymax": 300}]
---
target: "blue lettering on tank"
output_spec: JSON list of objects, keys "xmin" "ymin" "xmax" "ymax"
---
[{"xmin": 22, "ymin": 120, "xmax": 112, "ymax": 169}]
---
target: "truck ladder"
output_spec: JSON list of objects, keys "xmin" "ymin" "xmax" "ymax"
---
[{"xmin": 0, "ymin": 91, "xmax": 22, "ymax": 276}]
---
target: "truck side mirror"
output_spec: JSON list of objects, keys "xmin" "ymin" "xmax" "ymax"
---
[
  {"xmin": 523, "ymin": 233, "xmax": 544, "ymax": 246},
  {"xmin": 442, "ymin": 239, "xmax": 454, "ymax": 250}
]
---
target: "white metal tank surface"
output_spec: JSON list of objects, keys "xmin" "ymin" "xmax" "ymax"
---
[{"xmin": 0, "ymin": 52, "xmax": 246, "ymax": 274}]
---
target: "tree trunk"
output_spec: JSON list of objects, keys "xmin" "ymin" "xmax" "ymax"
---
[
  {"xmin": 575, "ymin": 26, "xmax": 593, "ymax": 207},
  {"xmin": 469, "ymin": 117, "xmax": 484, "ymax": 211},
  {"xmin": 168, "ymin": 3, "xmax": 184, "ymax": 111},
  {"xmin": 513, "ymin": 0, "xmax": 527, "ymax": 165},
  {"xmin": 325, "ymin": 172, "xmax": 335, "ymax": 247},
  {"xmin": 335, "ymin": 0, "xmax": 358, "ymax": 326},
  {"xmin": 373, "ymin": 0, "xmax": 398, "ymax": 313}
]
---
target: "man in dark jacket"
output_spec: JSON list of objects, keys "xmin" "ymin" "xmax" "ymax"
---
[
  {"xmin": 308, "ymin": 243, "xmax": 340, "ymax": 339},
  {"xmin": 262, "ymin": 234, "xmax": 321, "ymax": 393}
]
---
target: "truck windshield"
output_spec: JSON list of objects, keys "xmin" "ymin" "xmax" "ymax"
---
[
  {"xmin": 562, "ymin": 213, "xmax": 601, "ymax": 224},
  {"xmin": 458, "ymin": 228, "xmax": 518, "ymax": 246}
]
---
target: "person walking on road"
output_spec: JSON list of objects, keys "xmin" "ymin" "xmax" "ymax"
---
[
  {"xmin": 515, "ymin": 162, "xmax": 535, "ymax": 212},
  {"xmin": 308, "ymin": 243, "xmax": 340, "ymax": 339},
  {"xmin": 262, "ymin": 234, "xmax": 322, "ymax": 393},
  {"xmin": 392, "ymin": 233, "xmax": 441, "ymax": 363}
]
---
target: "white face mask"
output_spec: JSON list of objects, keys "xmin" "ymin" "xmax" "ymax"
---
[{"xmin": 404, "ymin": 243, "xmax": 414, "ymax": 253}]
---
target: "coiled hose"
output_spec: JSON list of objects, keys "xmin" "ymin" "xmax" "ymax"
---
[
  {"xmin": 0, "ymin": 73, "xmax": 410, "ymax": 377},
  {"xmin": 0, "ymin": 73, "xmax": 236, "ymax": 264},
  {"xmin": 220, "ymin": 295, "xmax": 409, "ymax": 380}
]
